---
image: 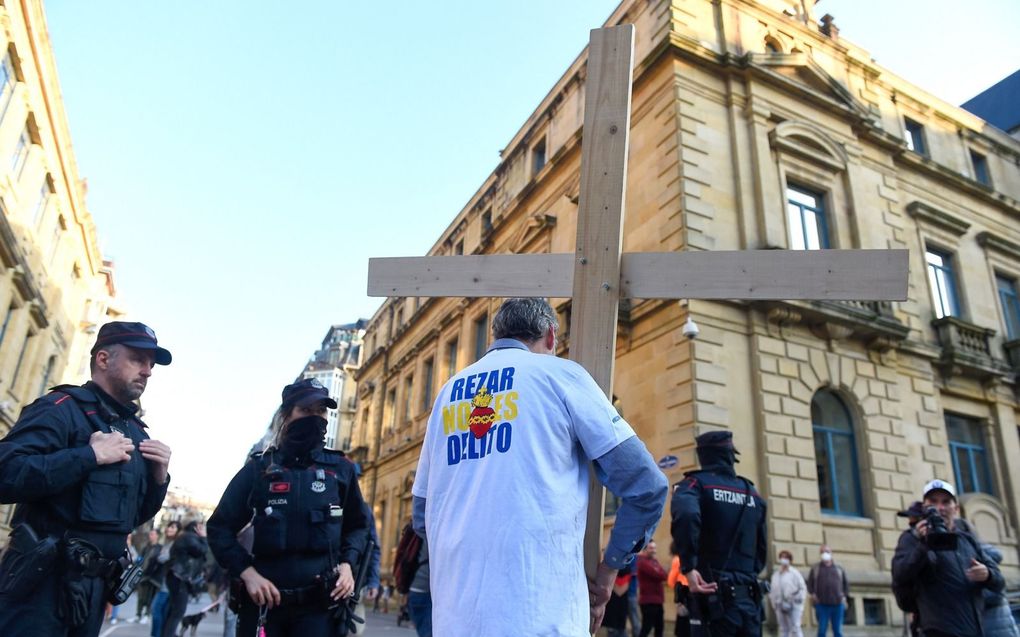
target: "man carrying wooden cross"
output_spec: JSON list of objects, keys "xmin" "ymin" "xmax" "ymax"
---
[{"xmin": 410, "ymin": 297, "xmax": 668, "ymax": 636}]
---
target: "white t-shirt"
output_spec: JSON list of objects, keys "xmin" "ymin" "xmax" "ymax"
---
[{"xmin": 412, "ymin": 342, "xmax": 635, "ymax": 637}]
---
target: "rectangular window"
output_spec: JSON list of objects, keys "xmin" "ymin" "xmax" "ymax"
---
[
  {"xmin": 0, "ymin": 52, "xmax": 16, "ymax": 125},
  {"xmin": 997, "ymin": 274, "xmax": 1020, "ymax": 340},
  {"xmin": 481, "ymin": 209, "xmax": 493, "ymax": 234},
  {"xmin": 403, "ymin": 376, "xmax": 413, "ymax": 422},
  {"xmin": 473, "ymin": 313, "xmax": 488, "ymax": 361},
  {"xmin": 946, "ymin": 413, "xmax": 995, "ymax": 495},
  {"xmin": 32, "ymin": 177, "xmax": 51, "ymax": 227},
  {"xmin": 0, "ymin": 304, "xmax": 15, "ymax": 352},
  {"xmin": 10, "ymin": 126, "xmax": 29, "ymax": 178},
  {"xmin": 446, "ymin": 339, "xmax": 458, "ymax": 379},
  {"xmin": 786, "ymin": 184, "xmax": 829, "ymax": 250},
  {"xmin": 386, "ymin": 388, "xmax": 396, "ymax": 430},
  {"xmin": 10, "ymin": 331, "xmax": 32, "ymax": 392},
  {"xmin": 904, "ymin": 118, "xmax": 927, "ymax": 156},
  {"xmin": 970, "ymin": 150, "xmax": 991, "ymax": 186},
  {"xmin": 454, "ymin": 239, "xmax": 464, "ymax": 256},
  {"xmin": 532, "ymin": 137, "xmax": 546, "ymax": 176},
  {"xmin": 863, "ymin": 599, "xmax": 886, "ymax": 625},
  {"xmin": 37, "ymin": 354, "xmax": 55, "ymax": 398},
  {"xmin": 421, "ymin": 358, "xmax": 434, "ymax": 412},
  {"xmin": 925, "ymin": 247, "xmax": 960, "ymax": 318}
]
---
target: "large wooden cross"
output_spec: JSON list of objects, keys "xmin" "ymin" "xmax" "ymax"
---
[{"xmin": 367, "ymin": 25, "xmax": 906, "ymax": 587}]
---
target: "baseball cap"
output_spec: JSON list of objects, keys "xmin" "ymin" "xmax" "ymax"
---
[
  {"xmin": 281, "ymin": 378, "xmax": 338, "ymax": 410},
  {"xmin": 922, "ymin": 479, "xmax": 957, "ymax": 500},
  {"xmin": 91, "ymin": 321, "xmax": 172, "ymax": 365},
  {"xmin": 897, "ymin": 501, "xmax": 924, "ymax": 518}
]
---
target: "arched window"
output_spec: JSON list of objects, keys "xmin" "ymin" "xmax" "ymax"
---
[
  {"xmin": 812, "ymin": 390, "xmax": 864, "ymax": 516},
  {"xmin": 764, "ymin": 37, "xmax": 782, "ymax": 53}
]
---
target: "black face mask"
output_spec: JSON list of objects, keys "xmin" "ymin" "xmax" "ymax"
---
[{"xmin": 278, "ymin": 415, "xmax": 327, "ymax": 464}]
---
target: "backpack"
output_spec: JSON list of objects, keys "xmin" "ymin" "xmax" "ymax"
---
[{"xmin": 393, "ymin": 523, "xmax": 423, "ymax": 595}]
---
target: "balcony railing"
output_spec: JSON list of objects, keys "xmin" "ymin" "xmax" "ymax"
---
[
  {"xmin": 931, "ymin": 316, "xmax": 1010, "ymax": 381},
  {"xmin": 757, "ymin": 299, "xmax": 908, "ymax": 352}
]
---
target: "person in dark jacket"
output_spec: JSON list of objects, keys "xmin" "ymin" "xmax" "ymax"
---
[
  {"xmin": 891, "ymin": 479, "xmax": 1004, "ymax": 637},
  {"xmin": 132, "ymin": 529, "xmax": 163, "ymax": 623},
  {"xmin": 0, "ymin": 321, "xmax": 173, "ymax": 637},
  {"xmin": 207, "ymin": 378, "xmax": 369, "ymax": 637},
  {"xmin": 161, "ymin": 521, "xmax": 209, "ymax": 637},
  {"xmin": 671, "ymin": 431, "xmax": 768, "ymax": 637},
  {"xmin": 979, "ymin": 544, "xmax": 1019, "ymax": 637}
]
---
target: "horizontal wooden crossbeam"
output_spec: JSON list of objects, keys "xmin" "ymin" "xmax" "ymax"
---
[{"xmin": 367, "ymin": 249, "xmax": 909, "ymax": 301}]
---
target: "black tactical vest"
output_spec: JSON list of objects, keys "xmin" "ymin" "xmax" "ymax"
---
[
  {"xmin": 690, "ymin": 470, "xmax": 765, "ymax": 575},
  {"xmin": 249, "ymin": 449, "xmax": 346, "ymax": 559},
  {"xmin": 55, "ymin": 385, "xmax": 147, "ymax": 536}
]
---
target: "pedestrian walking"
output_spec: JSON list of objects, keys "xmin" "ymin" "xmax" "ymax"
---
[{"xmin": 770, "ymin": 550, "xmax": 806, "ymax": 637}]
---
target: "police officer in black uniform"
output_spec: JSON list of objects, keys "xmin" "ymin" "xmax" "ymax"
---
[
  {"xmin": 671, "ymin": 431, "xmax": 767, "ymax": 637},
  {"xmin": 0, "ymin": 321, "xmax": 174, "ymax": 637},
  {"xmin": 208, "ymin": 379, "xmax": 369, "ymax": 637}
]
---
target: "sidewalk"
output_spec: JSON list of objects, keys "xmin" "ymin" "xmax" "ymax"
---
[{"xmin": 98, "ymin": 593, "xmax": 416, "ymax": 637}]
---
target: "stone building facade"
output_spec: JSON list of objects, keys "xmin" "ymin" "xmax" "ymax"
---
[
  {"xmin": 351, "ymin": 0, "xmax": 1020, "ymax": 631},
  {"xmin": 0, "ymin": 1, "xmax": 120, "ymax": 536}
]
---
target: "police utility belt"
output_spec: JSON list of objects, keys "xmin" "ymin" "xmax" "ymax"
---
[{"xmin": 0, "ymin": 523, "xmax": 142, "ymax": 605}]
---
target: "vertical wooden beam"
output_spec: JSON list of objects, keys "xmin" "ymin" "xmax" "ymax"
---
[{"xmin": 568, "ymin": 24, "xmax": 634, "ymax": 587}]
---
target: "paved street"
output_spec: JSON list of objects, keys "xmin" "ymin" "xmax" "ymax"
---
[{"xmin": 99, "ymin": 592, "xmax": 415, "ymax": 637}]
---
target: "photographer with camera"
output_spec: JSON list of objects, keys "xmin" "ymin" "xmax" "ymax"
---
[{"xmin": 891, "ymin": 480, "xmax": 1003, "ymax": 637}]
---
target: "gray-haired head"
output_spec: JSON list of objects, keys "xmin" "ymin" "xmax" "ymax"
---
[{"xmin": 492, "ymin": 298, "xmax": 558, "ymax": 343}]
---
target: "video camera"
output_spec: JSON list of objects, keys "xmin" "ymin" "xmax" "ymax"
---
[{"xmin": 923, "ymin": 506, "xmax": 957, "ymax": 551}]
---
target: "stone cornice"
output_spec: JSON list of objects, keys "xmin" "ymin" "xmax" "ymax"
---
[
  {"xmin": 897, "ymin": 153, "xmax": 1020, "ymax": 219},
  {"xmin": 906, "ymin": 201, "xmax": 971, "ymax": 237},
  {"xmin": 977, "ymin": 231, "xmax": 1020, "ymax": 261}
]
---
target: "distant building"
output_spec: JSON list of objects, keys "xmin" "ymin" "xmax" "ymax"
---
[
  {"xmin": 962, "ymin": 69, "xmax": 1020, "ymax": 140},
  {"xmin": 301, "ymin": 321, "xmax": 366, "ymax": 450},
  {"xmin": 0, "ymin": 1, "xmax": 122, "ymax": 537}
]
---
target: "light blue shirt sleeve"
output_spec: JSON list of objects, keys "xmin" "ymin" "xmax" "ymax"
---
[
  {"xmin": 413, "ymin": 495, "xmax": 427, "ymax": 538},
  {"xmin": 593, "ymin": 436, "xmax": 668, "ymax": 570}
]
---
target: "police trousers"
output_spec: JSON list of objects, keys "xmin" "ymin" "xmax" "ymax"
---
[
  {"xmin": 236, "ymin": 595, "xmax": 333, "ymax": 637},
  {"xmin": 690, "ymin": 593, "xmax": 762, "ymax": 637},
  {"xmin": 0, "ymin": 570, "xmax": 106, "ymax": 637}
]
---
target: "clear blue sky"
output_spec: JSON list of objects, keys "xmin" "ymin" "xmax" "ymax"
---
[{"xmin": 44, "ymin": 0, "xmax": 1020, "ymax": 503}]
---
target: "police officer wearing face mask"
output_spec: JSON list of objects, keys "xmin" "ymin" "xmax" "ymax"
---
[
  {"xmin": 670, "ymin": 431, "xmax": 767, "ymax": 637},
  {"xmin": 208, "ymin": 379, "xmax": 369, "ymax": 637},
  {"xmin": 0, "ymin": 321, "xmax": 174, "ymax": 637}
]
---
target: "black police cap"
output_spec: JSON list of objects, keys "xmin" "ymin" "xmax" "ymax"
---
[
  {"xmin": 695, "ymin": 430, "xmax": 740, "ymax": 454},
  {"xmin": 91, "ymin": 321, "xmax": 171, "ymax": 365},
  {"xmin": 281, "ymin": 378, "xmax": 338, "ymax": 410}
]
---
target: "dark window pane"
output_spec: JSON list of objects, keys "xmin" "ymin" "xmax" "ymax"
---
[
  {"xmin": 946, "ymin": 413, "xmax": 994, "ymax": 496},
  {"xmin": 811, "ymin": 391, "xmax": 852, "ymax": 432},
  {"xmin": 863, "ymin": 599, "xmax": 886, "ymax": 625},
  {"xmin": 814, "ymin": 432, "xmax": 833, "ymax": 510},
  {"xmin": 996, "ymin": 275, "xmax": 1020, "ymax": 340},
  {"xmin": 813, "ymin": 390, "xmax": 863, "ymax": 516},
  {"xmin": 830, "ymin": 434, "xmax": 862, "ymax": 516},
  {"xmin": 955, "ymin": 446, "xmax": 976, "ymax": 493}
]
